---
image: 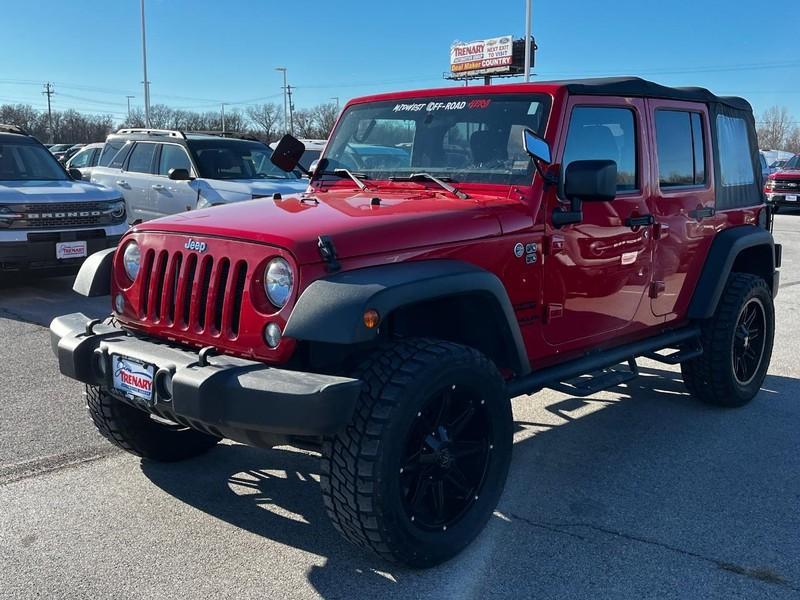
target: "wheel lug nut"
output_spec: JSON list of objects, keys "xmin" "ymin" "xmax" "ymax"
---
[
  {"xmin": 443, "ymin": 525, "xmax": 447, "ymax": 531},
  {"xmin": 489, "ymin": 444, "xmax": 493, "ymax": 450}
]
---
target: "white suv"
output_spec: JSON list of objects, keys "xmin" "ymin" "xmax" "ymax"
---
[
  {"xmin": 0, "ymin": 125, "xmax": 127, "ymax": 271},
  {"xmin": 91, "ymin": 129, "xmax": 309, "ymax": 223}
]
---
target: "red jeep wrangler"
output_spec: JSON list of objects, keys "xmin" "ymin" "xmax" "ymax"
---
[{"xmin": 51, "ymin": 77, "xmax": 780, "ymax": 567}]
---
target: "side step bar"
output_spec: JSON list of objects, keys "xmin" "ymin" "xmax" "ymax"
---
[
  {"xmin": 506, "ymin": 326, "xmax": 701, "ymax": 398},
  {"xmin": 547, "ymin": 358, "xmax": 639, "ymax": 398}
]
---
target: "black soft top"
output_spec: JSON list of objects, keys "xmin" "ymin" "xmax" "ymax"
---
[{"xmin": 547, "ymin": 77, "xmax": 751, "ymax": 113}]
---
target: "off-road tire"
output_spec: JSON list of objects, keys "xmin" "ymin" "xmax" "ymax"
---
[
  {"xmin": 681, "ymin": 273, "xmax": 774, "ymax": 407},
  {"xmin": 320, "ymin": 339, "xmax": 513, "ymax": 567},
  {"xmin": 86, "ymin": 385, "xmax": 220, "ymax": 461}
]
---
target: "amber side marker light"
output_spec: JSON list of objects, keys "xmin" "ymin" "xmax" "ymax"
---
[{"xmin": 363, "ymin": 309, "xmax": 380, "ymax": 329}]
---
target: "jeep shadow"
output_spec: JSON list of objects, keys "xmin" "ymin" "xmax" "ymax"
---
[{"xmin": 139, "ymin": 366, "xmax": 800, "ymax": 598}]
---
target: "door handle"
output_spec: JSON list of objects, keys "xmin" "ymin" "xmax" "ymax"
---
[
  {"xmin": 151, "ymin": 184, "xmax": 165, "ymax": 191},
  {"xmin": 624, "ymin": 214, "xmax": 655, "ymax": 229},
  {"xmin": 688, "ymin": 206, "xmax": 715, "ymax": 221},
  {"xmin": 116, "ymin": 180, "xmax": 129, "ymax": 188}
]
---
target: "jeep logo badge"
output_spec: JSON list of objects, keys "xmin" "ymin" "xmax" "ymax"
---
[{"xmin": 184, "ymin": 239, "xmax": 207, "ymax": 253}]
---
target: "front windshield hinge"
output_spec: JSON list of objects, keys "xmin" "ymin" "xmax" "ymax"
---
[{"xmin": 318, "ymin": 235, "xmax": 340, "ymax": 272}]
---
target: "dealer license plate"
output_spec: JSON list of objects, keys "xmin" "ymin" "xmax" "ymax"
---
[
  {"xmin": 786, "ymin": 195, "xmax": 798, "ymax": 202},
  {"xmin": 112, "ymin": 355, "xmax": 155, "ymax": 402},
  {"xmin": 55, "ymin": 240, "xmax": 87, "ymax": 259}
]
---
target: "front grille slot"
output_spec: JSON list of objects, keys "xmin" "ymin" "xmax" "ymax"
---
[
  {"xmin": 230, "ymin": 261, "xmax": 247, "ymax": 337},
  {"xmin": 134, "ymin": 243, "xmax": 251, "ymax": 340}
]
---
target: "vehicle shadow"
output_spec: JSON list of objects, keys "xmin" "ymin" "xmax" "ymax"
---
[
  {"xmin": 140, "ymin": 366, "xmax": 800, "ymax": 599},
  {"xmin": 0, "ymin": 271, "xmax": 108, "ymax": 326}
]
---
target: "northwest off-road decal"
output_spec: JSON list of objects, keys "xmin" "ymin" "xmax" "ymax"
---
[{"xmin": 392, "ymin": 98, "xmax": 492, "ymax": 112}]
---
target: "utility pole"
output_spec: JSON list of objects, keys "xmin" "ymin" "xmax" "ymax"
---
[
  {"xmin": 42, "ymin": 82, "xmax": 55, "ymax": 143},
  {"xmin": 524, "ymin": 0, "xmax": 532, "ymax": 82},
  {"xmin": 275, "ymin": 67, "xmax": 288, "ymax": 134},
  {"xmin": 287, "ymin": 84, "xmax": 295, "ymax": 135},
  {"xmin": 140, "ymin": 0, "xmax": 151, "ymax": 126},
  {"xmin": 221, "ymin": 103, "xmax": 227, "ymax": 133},
  {"xmin": 126, "ymin": 95, "xmax": 135, "ymax": 120}
]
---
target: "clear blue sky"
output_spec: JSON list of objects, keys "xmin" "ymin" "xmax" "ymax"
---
[{"xmin": 0, "ymin": 0, "xmax": 796, "ymax": 122}]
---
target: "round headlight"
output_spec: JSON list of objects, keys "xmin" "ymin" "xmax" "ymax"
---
[
  {"xmin": 264, "ymin": 257, "xmax": 293, "ymax": 308},
  {"xmin": 110, "ymin": 200, "xmax": 126, "ymax": 219},
  {"xmin": 122, "ymin": 241, "xmax": 141, "ymax": 281}
]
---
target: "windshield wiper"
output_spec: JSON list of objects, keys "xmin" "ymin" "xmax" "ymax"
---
[
  {"xmin": 390, "ymin": 172, "xmax": 469, "ymax": 199},
  {"xmin": 330, "ymin": 168, "xmax": 370, "ymax": 191}
]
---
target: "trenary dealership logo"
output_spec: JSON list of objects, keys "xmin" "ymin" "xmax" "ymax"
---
[{"xmin": 184, "ymin": 239, "xmax": 207, "ymax": 252}]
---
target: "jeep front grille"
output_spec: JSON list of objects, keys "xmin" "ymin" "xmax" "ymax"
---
[{"xmin": 138, "ymin": 248, "xmax": 248, "ymax": 339}]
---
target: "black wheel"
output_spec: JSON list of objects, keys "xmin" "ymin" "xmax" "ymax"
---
[
  {"xmin": 681, "ymin": 273, "xmax": 774, "ymax": 407},
  {"xmin": 320, "ymin": 339, "xmax": 513, "ymax": 567},
  {"xmin": 86, "ymin": 385, "xmax": 220, "ymax": 461}
]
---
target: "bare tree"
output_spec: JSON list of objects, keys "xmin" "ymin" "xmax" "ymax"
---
[
  {"xmin": 784, "ymin": 126, "xmax": 800, "ymax": 154},
  {"xmin": 311, "ymin": 102, "xmax": 339, "ymax": 139},
  {"xmin": 246, "ymin": 103, "xmax": 282, "ymax": 141},
  {"xmin": 757, "ymin": 106, "xmax": 794, "ymax": 150}
]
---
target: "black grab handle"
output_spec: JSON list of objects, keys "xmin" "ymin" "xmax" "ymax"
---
[{"xmin": 624, "ymin": 214, "xmax": 655, "ymax": 229}]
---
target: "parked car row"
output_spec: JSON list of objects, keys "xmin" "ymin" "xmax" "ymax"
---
[{"xmin": 0, "ymin": 124, "xmax": 323, "ymax": 270}]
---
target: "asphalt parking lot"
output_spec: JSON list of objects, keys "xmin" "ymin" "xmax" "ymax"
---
[{"xmin": 1, "ymin": 216, "xmax": 799, "ymax": 600}]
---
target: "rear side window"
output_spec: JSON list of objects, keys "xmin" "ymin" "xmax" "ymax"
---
[
  {"xmin": 655, "ymin": 110, "xmax": 706, "ymax": 187},
  {"xmin": 126, "ymin": 143, "xmax": 157, "ymax": 173},
  {"xmin": 563, "ymin": 106, "xmax": 637, "ymax": 191},
  {"xmin": 158, "ymin": 143, "xmax": 192, "ymax": 176},
  {"xmin": 109, "ymin": 142, "xmax": 133, "ymax": 169},
  {"xmin": 99, "ymin": 141, "xmax": 124, "ymax": 166},
  {"xmin": 717, "ymin": 115, "xmax": 755, "ymax": 187}
]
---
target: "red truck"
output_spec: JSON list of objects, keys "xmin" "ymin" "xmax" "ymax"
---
[
  {"xmin": 765, "ymin": 153, "xmax": 800, "ymax": 209},
  {"xmin": 51, "ymin": 77, "xmax": 779, "ymax": 567}
]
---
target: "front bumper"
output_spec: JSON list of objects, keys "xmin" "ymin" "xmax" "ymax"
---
[
  {"xmin": 766, "ymin": 192, "xmax": 800, "ymax": 206},
  {"xmin": 50, "ymin": 313, "xmax": 362, "ymax": 437},
  {"xmin": 0, "ymin": 226, "xmax": 125, "ymax": 270}
]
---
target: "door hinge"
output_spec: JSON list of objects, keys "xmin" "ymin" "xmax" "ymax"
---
[
  {"xmin": 544, "ymin": 303, "xmax": 563, "ymax": 323},
  {"xmin": 650, "ymin": 281, "xmax": 666, "ymax": 299}
]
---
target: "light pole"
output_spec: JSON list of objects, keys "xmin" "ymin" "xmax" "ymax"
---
[
  {"xmin": 140, "ymin": 0, "xmax": 151, "ymax": 126},
  {"xmin": 331, "ymin": 96, "xmax": 340, "ymax": 110},
  {"xmin": 276, "ymin": 67, "xmax": 288, "ymax": 134},
  {"xmin": 126, "ymin": 95, "xmax": 135, "ymax": 120},
  {"xmin": 221, "ymin": 103, "xmax": 227, "ymax": 133},
  {"xmin": 524, "ymin": 0, "xmax": 532, "ymax": 82}
]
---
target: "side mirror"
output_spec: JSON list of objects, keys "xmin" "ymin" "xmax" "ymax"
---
[
  {"xmin": 552, "ymin": 160, "xmax": 617, "ymax": 228},
  {"xmin": 168, "ymin": 167, "xmax": 193, "ymax": 181},
  {"xmin": 522, "ymin": 128, "xmax": 552, "ymax": 164},
  {"xmin": 270, "ymin": 134, "xmax": 306, "ymax": 172},
  {"xmin": 564, "ymin": 160, "xmax": 617, "ymax": 202},
  {"xmin": 68, "ymin": 168, "xmax": 83, "ymax": 180}
]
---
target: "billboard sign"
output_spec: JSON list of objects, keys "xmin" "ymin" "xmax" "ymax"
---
[{"xmin": 450, "ymin": 35, "xmax": 514, "ymax": 77}]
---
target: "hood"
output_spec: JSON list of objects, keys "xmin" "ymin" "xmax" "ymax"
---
[
  {"xmin": 768, "ymin": 168, "xmax": 800, "ymax": 180},
  {"xmin": 136, "ymin": 188, "xmax": 503, "ymax": 264},
  {"xmin": 0, "ymin": 179, "xmax": 121, "ymax": 203},
  {"xmin": 195, "ymin": 177, "xmax": 309, "ymax": 204}
]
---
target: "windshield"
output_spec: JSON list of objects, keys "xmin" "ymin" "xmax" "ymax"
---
[
  {"xmin": 98, "ymin": 141, "xmax": 125, "ymax": 166},
  {"xmin": 321, "ymin": 94, "xmax": 550, "ymax": 185},
  {"xmin": 782, "ymin": 155, "xmax": 800, "ymax": 170},
  {"xmin": 188, "ymin": 139, "xmax": 301, "ymax": 181},
  {"xmin": 0, "ymin": 141, "xmax": 67, "ymax": 181}
]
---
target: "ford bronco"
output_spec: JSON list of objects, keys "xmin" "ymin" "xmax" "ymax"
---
[{"xmin": 50, "ymin": 77, "xmax": 780, "ymax": 567}]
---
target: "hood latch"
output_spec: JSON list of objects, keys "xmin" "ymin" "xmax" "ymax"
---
[{"xmin": 318, "ymin": 235, "xmax": 340, "ymax": 272}]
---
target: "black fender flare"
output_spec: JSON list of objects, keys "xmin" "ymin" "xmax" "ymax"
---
[
  {"xmin": 688, "ymin": 225, "xmax": 775, "ymax": 320},
  {"xmin": 72, "ymin": 247, "xmax": 116, "ymax": 297},
  {"xmin": 284, "ymin": 259, "xmax": 530, "ymax": 375}
]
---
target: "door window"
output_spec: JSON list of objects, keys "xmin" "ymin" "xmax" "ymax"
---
[
  {"xmin": 563, "ymin": 107, "xmax": 637, "ymax": 191},
  {"xmin": 655, "ymin": 110, "xmax": 706, "ymax": 187},
  {"xmin": 158, "ymin": 143, "xmax": 192, "ymax": 176},
  {"xmin": 68, "ymin": 148, "xmax": 92, "ymax": 168},
  {"xmin": 126, "ymin": 143, "xmax": 157, "ymax": 173}
]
